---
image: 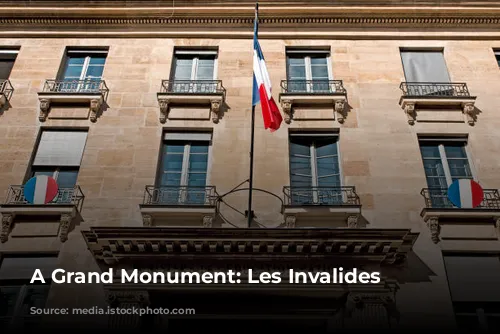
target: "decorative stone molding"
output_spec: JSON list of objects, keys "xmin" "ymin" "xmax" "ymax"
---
[
  {"xmin": 210, "ymin": 99, "xmax": 221, "ymax": 123},
  {"xmin": 281, "ymin": 99, "xmax": 292, "ymax": 124},
  {"xmin": 142, "ymin": 214, "xmax": 153, "ymax": 227},
  {"xmin": 285, "ymin": 215, "xmax": 296, "ymax": 228},
  {"xmin": 334, "ymin": 99, "xmax": 346, "ymax": 124},
  {"xmin": 1, "ymin": 213, "xmax": 14, "ymax": 243},
  {"xmin": 345, "ymin": 292, "xmax": 400, "ymax": 324},
  {"xmin": 426, "ymin": 217, "xmax": 440, "ymax": 244},
  {"xmin": 59, "ymin": 213, "xmax": 72, "ymax": 243},
  {"xmin": 404, "ymin": 102, "xmax": 416, "ymax": 125},
  {"xmin": 496, "ymin": 217, "xmax": 500, "ymax": 229},
  {"xmin": 203, "ymin": 215, "xmax": 213, "ymax": 228},
  {"xmin": 89, "ymin": 98, "xmax": 102, "ymax": 123},
  {"xmin": 463, "ymin": 102, "xmax": 475, "ymax": 125},
  {"xmin": 39, "ymin": 99, "xmax": 50, "ymax": 122},
  {"xmin": 158, "ymin": 97, "xmax": 169, "ymax": 123},
  {"xmin": 347, "ymin": 215, "xmax": 359, "ymax": 228},
  {"xmin": 106, "ymin": 290, "xmax": 150, "ymax": 307}
]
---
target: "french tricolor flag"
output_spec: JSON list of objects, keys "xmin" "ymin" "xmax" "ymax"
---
[
  {"xmin": 252, "ymin": 3, "xmax": 283, "ymax": 132},
  {"xmin": 447, "ymin": 179, "xmax": 484, "ymax": 209}
]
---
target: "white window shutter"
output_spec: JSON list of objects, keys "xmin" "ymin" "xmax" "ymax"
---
[
  {"xmin": 33, "ymin": 131, "xmax": 88, "ymax": 166},
  {"xmin": 401, "ymin": 51, "xmax": 451, "ymax": 82}
]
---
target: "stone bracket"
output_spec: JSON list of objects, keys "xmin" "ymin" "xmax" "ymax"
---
[
  {"xmin": 281, "ymin": 99, "xmax": 293, "ymax": 124},
  {"xmin": 38, "ymin": 96, "xmax": 103, "ymax": 122},
  {"xmin": 426, "ymin": 217, "xmax": 440, "ymax": 244},
  {"xmin": 59, "ymin": 213, "xmax": 74, "ymax": 243},
  {"xmin": 345, "ymin": 292, "xmax": 400, "ymax": 324},
  {"xmin": 334, "ymin": 98, "xmax": 346, "ymax": 123},
  {"xmin": 142, "ymin": 214, "xmax": 153, "ymax": 227},
  {"xmin": 158, "ymin": 97, "xmax": 170, "ymax": 123},
  {"xmin": 347, "ymin": 215, "xmax": 359, "ymax": 228},
  {"xmin": 106, "ymin": 290, "xmax": 150, "ymax": 307},
  {"xmin": 400, "ymin": 99, "xmax": 476, "ymax": 126},
  {"xmin": 284, "ymin": 215, "xmax": 296, "ymax": 228},
  {"xmin": 1, "ymin": 213, "xmax": 15, "ymax": 243},
  {"xmin": 203, "ymin": 215, "xmax": 214, "ymax": 228}
]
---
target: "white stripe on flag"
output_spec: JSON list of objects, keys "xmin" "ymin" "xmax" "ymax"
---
[
  {"xmin": 458, "ymin": 179, "xmax": 473, "ymax": 208},
  {"xmin": 259, "ymin": 58, "xmax": 273, "ymax": 99},
  {"xmin": 253, "ymin": 50, "xmax": 264, "ymax": 86},
  {"xmin": 33, "ymin": 175, "xmax": 48, "ymax": 204}
]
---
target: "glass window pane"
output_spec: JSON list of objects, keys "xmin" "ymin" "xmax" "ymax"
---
[
  {"xmin": 311, "ymin": 65, "xmax": 329, "ymax": 80},
  {"xmin": 67, "ymin": 56, "xmax": 86, "ymax": 65},
  {"xmin": 290, "ymin": 174, "xmax": 312, "ymax": 187},
  {"xmin": 84, "ymin": 65, "xmax": 104, "ymax": 79},
  {"xmin": 317, "ymin": 157, "xmax": 340, "ymax": 177},
  {"xmin": 310, "ymin": 56, "xmax": 327, "ymax": 65},
  {"xmin": 165, "ymin": 143, "xmax": 185, "ymax": 153},
  {"xmin": 290, "ymin": 138, "xmax": 311, "ymax": 156},
  {"xmin": 287, "ymin": 56, "xmax": 306, "ymax": 66},
  {"xmin": 174, "ymin": 58, "xmax": 193, "ymax": 80},
  {"xmin": 317, "ymin": 175, "xmax": 341, "ymax": 187},
  {"xmin": 315, "ymin": 139, "xmax": 337, "ymax": 157},
  {"xmin": 288, "ymin": 66, "xmax": 306, "ymax": 80},
  {"xmin": 448, "ymin": 160, "xmax": 472, "ymax": 179},
  {"xmin": 161, "ymin": 172, "xmax": 181, "ymax": 186},
  {"xmin": 290, "ymin": 156, "xmax": 312, "ymax": 176},
  {"xmin": 420, "ymin": 144, "xmax": 440, "ymax": 158},
  {"xmin": 0, "ymin": 286, "xmax": 21, "ymax": 317},
  {"xmin": 163, "ymin": 154, "xmax": 183, "ymax": 171},
  {"xmin": 33, "ymin": 170, "xmax": 56, "ymax": 178},
  {"xmin": 189, "ymin": 143, "xmax": 209, "ymax": 154},
  {"xmin": 445, "ymin": 144, "xmax": 467, "ymax": 159},
  {"xmin": 187, "ymin": 173, "xmax": 207, "ymax": 186},
  {"xmin": 88, "ymin": 55, "xmax": 106, "ymax": 65},
  {"xmin": 62, "ymin": 66, "xmax": 84, "ymax": 79},
  {"xmin": 188, "ymin": 154, "xmax": 208, "ymax": 172},
  {"xmin": 56, "ymin": 170, "xmax": 78, "ymax": 188},
  {"xmin": 196, "ymin": 66, "xmax": 214, "ymax": 80}
]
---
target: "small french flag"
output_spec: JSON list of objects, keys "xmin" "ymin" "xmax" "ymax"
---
[
  {"xmin": 252, "ymin": 3, "xmax": 283, "ymax": 132},
  {"xmin": 447, "ymin": 179, "xmax": 484, "ymax": 209},
  {"xmin": 23, "ymin": 175, "xmax": 59, "ymax": 204}
]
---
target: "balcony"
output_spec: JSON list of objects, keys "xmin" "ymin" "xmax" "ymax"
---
[
  {"xmin": 156, "ymin": 79, "xmax": 226, "ymax": 124},
  {"xmin": 37, "ymin": 79, "xmax": 109, "ymax": 122},
  {"xmin": 420, "ymin": 188, "xmax": 500, "ymax": 244},
  {"xmin": 139, "ymin": 185, "xmax": 218, "ymax": 227},
  {"xmin": 399, "ymin": 82, "xmax": 477, "ymax": 125},
  {"xmin": 0, "ymin": 185, "xmax": 85, "ymax": 243},
  {"xmin": 0, "ymin": 79, "xmax": 14, "ymax": 110},
  {"xmin": 282, "ymin": 186, "xmax": 362, "ymax": 228},
  {"xmin": 278, "ymin": 80, "xmax": 348, "ymax": 123}
]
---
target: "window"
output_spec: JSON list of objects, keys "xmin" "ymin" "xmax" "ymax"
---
[
  {"xmin": 0, "ymin": 49, "xmax": 18, "ymax": 80},
  {"xmin": 419, "ymin": 138, "xmax": 474, "ymax": 207},
  {"xmin": 171, "ymin": 50, "xmax": 217, "ymax": 93},
  {"xmin": 286, "ymin": 50, "xmax": 331, "ymax": 92},
  {"xmin": 443, "ymin": 255, "xmax": 500, "ymax": 333},
  {"xmin": 400, "ymin": 50, "xmax": 451, "ymax": 95},
  {"xmin": 0, "ymin": 256, "xmax": 57, "ymax": 330},
  {"xmin": 494, "ymin": 50, "xmax": 500, "ymax": 68},
  {"xmin": 289, "ymin": 134, "xmax": 341, "ymax": 204},
  {"xmin": 156, "ymin": 132, "xmax": 211, "ymax": 205},
  {"xmin": 29, "ymin": 130, "xmax": 88, "ymax": 202},
  {"xmin": 58, "ymin": 49, "xmax": 107, "ymax": 92}
]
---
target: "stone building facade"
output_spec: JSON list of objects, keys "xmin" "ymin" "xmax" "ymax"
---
[{"xmin": 0, "ymin": 0, "xmax": 500, "ymax": 332}]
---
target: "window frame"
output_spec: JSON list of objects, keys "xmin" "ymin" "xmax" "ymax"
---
[
  {"xmin": 285, "ymin": 50, "xmax": 333, "ymax": 82},
  {"xmin": 288, "ymin": 133, "xmax": 343, "ymax": 187},
  {"xmin": 171, "ymin": 50, "xmax": 219, "ymax": 81},
  {"xmin": 156, "ymin": 132, "xmax": 213, "ymax": 188},
  {"xmin": 419, "ymin": 137, "xmax": 477, "ymax": 187},
  {"xmin": 58, "ymin": 49, "xmax": 108, "ymax": 82}
]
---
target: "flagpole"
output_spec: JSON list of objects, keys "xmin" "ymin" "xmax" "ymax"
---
[
  {"xmin": 247, "ymin": 104, "xmax": 256, "ymax": 228},
  {"xmin": 247, "ymin": 2, "xmax": 258, "ymax": 228}
]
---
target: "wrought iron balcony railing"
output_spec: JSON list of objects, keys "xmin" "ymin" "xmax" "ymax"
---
[
  {"xmin": 421, "ymin": 188, "xmax": 500, "ymax": 209},
  {"xmin": 160, "ymin": 80, "xmax": 226, "ymax": 95},
  {"xmin": 400, "ymin": 82, "xmax": 471, "ymax": 98},
  {"xmin": 4, "ymin": 185, "xmax": 85, "ymax": 212},
  {"xmin": 143, "ymin": 185, "xmax": 217, "ymax": 206},
  {"xmin": 42, "ymin": 79, "xmax": 109, "ymax": 96},
  {"xmin": 0, "ymin": 79, "xmax": 14, "ymax": 101},
  {"xmin": 283, "ymin": 186, "xmax": 360, "ymax": 206},
  {"xmin": 280, "ymin": 80, "xmax": 347, "ymax": 94}
]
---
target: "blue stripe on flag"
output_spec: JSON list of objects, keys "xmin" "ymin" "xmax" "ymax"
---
[{"xmin": 252, "ymin": 75, "xmax": 260, "ymax": 106}]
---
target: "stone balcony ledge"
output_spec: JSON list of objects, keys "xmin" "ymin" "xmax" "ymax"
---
[
  {"xmin": 278, "ymin": 79, "xmax": 348, "ymax": 123},
  {"xmin": 157, "ymin": 79, "xmax": 226, "ymax": 124},
  {"xmin": 37, "ymin": 79, "xmax": 109, "ymax": 122},
  {"xmin": 399, "ymin": 82, "xmax": 477, "ymax": 125}
]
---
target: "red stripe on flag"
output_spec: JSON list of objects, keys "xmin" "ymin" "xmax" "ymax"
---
[
  {"xmin": 259, "ymin": 84, "xmax": 282, "ymax": 131},
  {"xmin": 470, "ymin": 180, "xmax": 484, "ymax": 208}
]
